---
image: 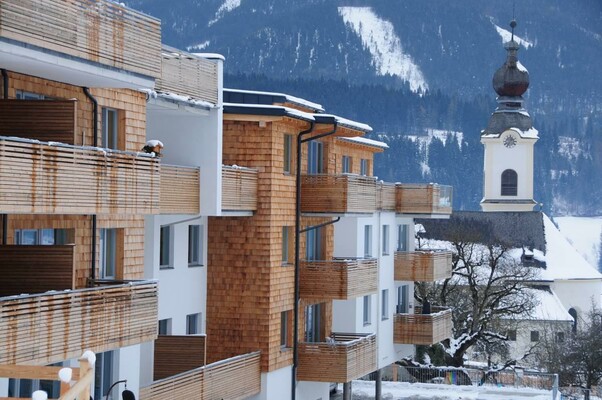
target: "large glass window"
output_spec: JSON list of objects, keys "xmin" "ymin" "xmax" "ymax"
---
[
  {"xmin": 94, "ymin": 351, "xmax": 116, "ymax": 400},
  {"xmin": 188, "ymin": 225, "xmax": 203, "ymax": 266},
  {"xmin": 307, "ymin": 141, "xmax": 324, "ymax": 174},
  {"xmin": 305, "ymin": 227, "xmax": 323, "ymax": 261},
  {"xmin": 501, "ymin": 169, "xmax": 518, "ymax": 196},
  {"xmin": 14, "ymin": 229, "xmax": 68, "ymax": 245}
]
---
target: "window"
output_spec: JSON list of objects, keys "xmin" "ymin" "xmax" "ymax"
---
[
  {"xmin": 555, "ymin": 332, "xmax": 565, "ymax": 343},
  {"xmin": 158, "ymin": 318, "xmax": 172, "ymax": 335},
  {"xmin": 307, "ymin": 141, "xmax": 324, "ymax": 174},
  {"xmin": 382, "ymin": 225, "xmax": 390, "ymax": 255},
  {"xmin": 283, "ymin": 134, "xmax": 293, "ymax": 173},
  {"xmin": 15, "ymin": 90, "xmax": 46, "ymax": 100},
  {"xmin": 342, "ymin": 155, "xmax": 351, "ymax": 173},
  {"xmin": 360, "ymin": 159, "xmax": 370, "ymax": 176},
  {"xmin": 304, "ymin": 304, "xmax": 322, "ymax": 342},
  {"xmin": 188, "ymin": 225, "xmax": 203, "ymax": 266},
  {"xmin": 160, "ymin": 225, "xmax": 171, "ymax": 268},
  {"xmin": 501, "ymin": 169, "xmax": 518, "ymax": 196},
  {"xmin": 99, "ymin": 228, "xmax": 117, "ymax": 279},
  {"xmin": 281, "ymin": 311, "xmax": 291, "ymax": 348},
  {"xmin": 305, "ymin": 227, "xmax": 323, "ymax": 261},
  {"xmin": 397, "ymin": 225, "xmax": 408, "ymax": 252},
  {"xmin": 569, "ymin": 308, "xmax": 578, "ymax": 333},
  {"xmin": 363, "ymin": 295, "xmax": 371, "ymax": 325},
  {"xmin": 530, "ymin": 330, "xmax": 540, "ymax": 342},
  {"xmin": 102, "ymin": 107, "xmax": 119, "ymax": 150},
  {"xmin": 14, "ymin": 229, "xmax": 69, "ymax": 245},
  {"xmin": 381, "ymin": 289, "xmax": 389, "ymax": 320},
  {"xmin": 396, "ymin": 285, "xmax": 409, "ymax": 314},
  {"xmin": 364, "ymin": 225, "xmax": 372, "ymax": 257},
  {"xmin": 507, "ymin": 330, "xmax": 517, "ymax": 341},
  {"xmin": 282, "ymin": 226, "xmax": 291, "ymax": 265},
  {"xmin": 187, "ymin": 313, "xmax": 201, "ymax": 335},
  {"xmin": 94, "ymin": 351, "xmax": 117, "ymax": 400}
]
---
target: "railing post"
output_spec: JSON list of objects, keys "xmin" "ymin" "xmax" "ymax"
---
[
  {"xmin": 343, "ymin": 381, "xmax": 352, "ymax": 400},
  {"xmin": 375, "ymin": 368, "xmax": 382, "ymax": 400}
]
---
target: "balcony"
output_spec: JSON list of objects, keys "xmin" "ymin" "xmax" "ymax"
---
[
  {"xmin": 140, "ymin": 351, "xmax": 261, "ymax": 400},
  {"xmin": 221, "ymin": 165, "xmax": 258, "ymax": 213},
  {"xmin": 396, "ymin": 184, "xmax": 453, "ymax": 216},
  {"xmin": 0, "ymin": 280, "xmax": 158, "ymax": 365},
  {"xmin": 298, "ymin": 333, "xmax": 377, "ymax": 383},
  {"xmin": 156, "ymin": 46, "xmax": 219, "ymax": 105},
  {"xmin": 394, "ymin": 250, "xmax": 453, "ymax": 282},
  {"xmin": 301, "ymin": 174, "xmax": 377, "ymax": 215},
  {"xmin": 300, "ymin": 258, "xmax": 378, "ymax": 300},
  {"xmin": 160, "ymin": 164, "xmax": 200, "ymax": 215},
  {"xmin": 394, "ymin": 307, "xmax": 453, "ymax": 345},
  {"xmin": 377, "ymin": 181, "xmax": 396, "ymax": 212},
  {"xmin": 0, "ymin": 0, "xmax": 161, "ymax": 81},
  {"xmin": 153, "ymin": 335, "xmax": 206, "ymax": 380},
  {"xmin": 0, "ymin": 136, "xmax": 161, "ymax": 215}
]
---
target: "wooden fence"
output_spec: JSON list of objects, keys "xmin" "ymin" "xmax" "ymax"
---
[
  {"xmin": 377, "ymin": 182, "xmax": 396, "ymax": 211},
  {"xmin": 394, "ymin": 307, "xmax": 453, "ymax": 345},
  {"xmin": 0, "ymin": 281, "xmax": 158, "ymax": 365},
  {"xmin": 298, "ymin": 333, "xmax": 377, "ymax": 383},
  {"xmin": 301, "ymin": 174, "xmax": 377, "ymax": 214},
  {"xmin": 221, "ymin": 165, "xmax": 258, "ymax": 212},
  {"xmin": 140, "ymin": 351, "xmax": 261, "ymax": 400},
  {"xmin": 300, "ymin": 258, "xmax": 378, "ymax": 300},
  {"xmin": 394, "ymin": 250, "xmax": 453, "ymax": 282},
  {"xmin": 160, "ymin": 164, "xmax": 200, "ymax": 214},
  {"xmin": 0, "ymin": 136, "xmax": 160, "ymax": 214},
  {"xmin": 396, "ymin": 184, "xmax": 453, "ymax": 215},
  {"xmin": 0, "ymin": 0, "xmax": 161, "ymax": 78},
  {"xmin": 154, "ymin": 335, "xmax": 206, "ymax": 380}
]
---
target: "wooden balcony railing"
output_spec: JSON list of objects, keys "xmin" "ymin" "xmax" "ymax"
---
[
  {"xmin": 300, "ymin": 258, "xmax": 377, "ymax": 300},
  {"xmin": 0, "ymin": 281, "xmax": 158, "ymax": 365},
  {"xmin": 301, "ymin": 174, "xmax": 377, "ymax": 214},
  {"xmin": 140, "ymin": 351, "xmax": 261, "ymax": 400},
  {"xmin": 0, "ymin": 136, "xmax": 161, "ymax": 215},
  {"xmin": 160, "ymin": 164, "xmax": 200, "ymax": 214},
  {"xmin": 394, "ymin": 307, "xmax": 453, "ymax": 345},
  {"xmin": 298, "ymin": 333, "xmax": 377, "ymax": 383},
  {"xmin": 221, "ymin": 165, "xmax": 258, "ymax": 213},
  {"xmin": 394, "ymin": 250, "xmax": 453, "ymax": 282},
  {"xmin": 0, "ymin": 0, "xmax": 161, "ymax": 78},
  {"xmin": 377, "ymin": 181, "xmax": 396, "ymax": 211},
  {"xmin": 157, "ymin": 47, "xmax": 219, "ymax": 105},
  {"xmin": 396, "ymin": 184, "xmax": 453, "ymax": 215},
  {"xmin": 154, "ymin": 335, "xmax": 206, "ymax": 380}
]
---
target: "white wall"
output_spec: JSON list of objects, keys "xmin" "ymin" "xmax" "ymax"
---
[
  {"xmin": 552, "ymin": 279, "xmax": 602, "ymax": 319},
  {"xmin": 249, "ymin": 366, "xmax": 292, "ymax": 400}
]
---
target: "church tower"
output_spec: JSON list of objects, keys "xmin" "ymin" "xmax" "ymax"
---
[{"xmin": 481, "ymin": 20, "xmax": 538, "ymax": 212}]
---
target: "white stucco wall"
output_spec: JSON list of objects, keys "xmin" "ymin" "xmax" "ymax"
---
[
  {"xmin": 249, "ymin": 366, "xmax": 291, "ymax": 400},
  {"xmin": 551, "ymin": 279, "xmax": 602, "ymax": 319}
]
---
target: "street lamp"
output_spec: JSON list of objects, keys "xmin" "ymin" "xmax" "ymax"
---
[{"xmin": 105, "ymin": 380, "xmax": 135, "ymax": 400}]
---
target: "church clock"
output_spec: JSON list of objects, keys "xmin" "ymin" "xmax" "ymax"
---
[{"xmin": 503, "ymin": 134, "xmax": 517, "ymax": 148}]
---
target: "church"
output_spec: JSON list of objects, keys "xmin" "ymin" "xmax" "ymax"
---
[{"xmin": 417, "ymin": 20, "xmax": 602, "ymax": 365}]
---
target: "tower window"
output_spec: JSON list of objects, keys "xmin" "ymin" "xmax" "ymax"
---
[{"xmin": 501, "ymin": 169, "xmax": 518, "ymax": 196}]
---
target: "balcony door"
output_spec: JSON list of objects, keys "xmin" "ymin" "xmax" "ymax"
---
[
  {"xmin": 305, "ymin": 227, "xmax": 323, "ymax": 261},
  {"xmin": 304, "ymin": 303, "xmax": 322, "ymax": 343},
  {"xmin": 307, "ymin": 141, "xmax": 324, "ymax": 175},
  {"xmin": 396, "ymin": 285, "xmax": 409, "ymax": 314},
  {"xmin": 99, "ymin": 228, "xmax": 123, "ymax": 280}
]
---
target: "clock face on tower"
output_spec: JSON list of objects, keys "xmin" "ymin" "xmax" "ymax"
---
[{"xmin": 503, "ymin": 134, "xmax": 517, "ymax": 148}]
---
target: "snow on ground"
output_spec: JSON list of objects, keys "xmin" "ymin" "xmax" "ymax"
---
[
  {"xmin": 332, "ymin": 380, "xmax": 554, "ymax": 400},
  {"xmin": 556, "ymin": 216, "xmax": 602, "ymax": 270},
  {"xmin": 489, "ymin": 18, "xmax": 534, "ymax": 49},
  {"xmin": 208, "ymin": 0, "xmax": 242, "ymax": 26},
  {"xmin": 337, "ymin": 6, "xmax": 428, "ymax": 93}
]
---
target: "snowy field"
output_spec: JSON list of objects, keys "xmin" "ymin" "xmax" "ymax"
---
[
  {"xmin": 331, "ymin": 380, "xmax": 556, "ymax": 400},
  {"xmin": 556, "ymin": 216, "xmax": 602, "ymax": 270}
]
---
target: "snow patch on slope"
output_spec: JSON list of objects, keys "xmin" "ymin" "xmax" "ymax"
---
[
  {"xmin": 490, "ymin": 18, "xmax": 534, "ymax": 49},
  {"xmin": 556, "ymin": 216, "xmax": 602, "ymax": 270},
  {"xmin": 338, "ymin": 6, "xmax": 428, "ymax": 93},
  {"xmin": 208, "ymin": 0, "xmax": 242, "ymax": 27}
]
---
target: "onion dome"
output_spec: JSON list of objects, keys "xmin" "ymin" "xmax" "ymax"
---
[{"xmin": 492, "ymin": 20, "xmax": 529, "ymax": 97}]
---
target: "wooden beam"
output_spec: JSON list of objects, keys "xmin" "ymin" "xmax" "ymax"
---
[{"xmin": 0, "ymin": 365, "xmax": 80, "ymax": 380}]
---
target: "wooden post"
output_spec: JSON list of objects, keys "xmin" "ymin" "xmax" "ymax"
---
[
  {"xmin": 78, "ymin": 358, "xmax": 91, "ymax": 400},
  {"xmin": 375, "ymin": 368, "xmax": 382, "ymax": 400}
]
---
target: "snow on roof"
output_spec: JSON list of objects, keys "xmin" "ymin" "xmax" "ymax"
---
[
  {"xmin": 481, "ymin": 126, "xmax": 539, "ymax": 139},
  {"xmin": 556, "ymin": 216, "xmax": 602, "ymax": 268},
  {"xmin": 524, "ymin": 287, "xmax": 574, "ymax": 321},
  {"xmin": 517, "ymin": 60, "xmax": 528, "ymax": 73},
  {"xmin": 540, "ymin": 214, "xmax": 602, "ymax": 281},
  {"xmin": 338, "ymin": 136, "xmax": 388, "ymax": 149},
  {"xmin": 192, "ymin": 53, "xmax": 225, "ymax": 61},
  {"xmin": 224, "ymin": 88, "xmax": 324, "ymax": 111},
  {"xmin": 318, "ymin": 114, "xmax": 372, "ymax": 132},
  {"xmin": 141, "ymin": 88, "xmax": 216, "ymax": 109},
  {"xmin": 223, "ymin": 102, "xmax": 316, "ymax": 122}
]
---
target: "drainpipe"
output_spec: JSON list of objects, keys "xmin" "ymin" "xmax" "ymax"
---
[
  {"xmin": 83, "ymin": 87, "xmax": 98, "ymax": 282},
  {"xmin": 1, "ymin": 69, "xmax": 9, "ymax": 244},
  {"xmin": 292, "ymin": 121, "xmax": 338, "ymax": 400}
]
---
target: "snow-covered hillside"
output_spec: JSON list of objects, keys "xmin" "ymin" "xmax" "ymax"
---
[{"xmin": 556, "ymin": 216, "xmax": 602, "ymax": 271}]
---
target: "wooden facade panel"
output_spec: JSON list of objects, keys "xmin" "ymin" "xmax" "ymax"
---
[
  {"xmin": 160, "ymin": 164, "xmax": 200, "ymax": 215},
  {"xmin": 140, "ymin": 352, "xmax": 261, "ymax": 400},
  {"xmin": 0, "ymin": 99, "xmax": 77, "ymax": 144},
  {"xmin": 393, "ymin": 307, "xmax": 453, "ymax": 345},
  {"xmin": 394, "ymin": 251, "xmax": 453, "ymax": 282},
  {"xmin": 0, "ymin": 281, "xmax": 158, "ymax": 365},
  {"xmin": 377, "ymin": 182, "xmax": 396, "ymax": 212},
  {"xmin": 0, "ymin": 0, "xmax": 161, "ymax": 77},
  {"xmin": 396, "ymin": 184, "xmax": 453, "ymax": 215},
  {"xmin": 0, "ymin": 137, "xmax": 160, "ymax": 215},
  {"xmin": 221, "ymin": 166, "xmax": 258, "ymax": 212},
  {"xmin": 301, "ymin": 174, "xmax": 377, "ymax": 214},
  {"xmin": 300, "ymin": 258, "xmax": 378, "ymax": 300},
  {"xmin": 153, "ymin": 335, "xmax": 206, "ymax": 380},
  {"xmin": 297, "ymin": 333, "xmax": 377, "ymax": 383},
  {"xmin": 0, "ymin": 245, "xmax": 75, "ymax": 296}
]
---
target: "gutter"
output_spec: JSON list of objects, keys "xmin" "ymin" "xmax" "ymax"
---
[{"xmin": 83, "ymin": 87, "xmax": 98, "ymax": 282}]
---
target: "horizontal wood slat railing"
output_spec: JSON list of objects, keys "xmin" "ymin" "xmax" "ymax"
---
[
  {"xmin": 298, "ymin": 333, "xmax": 377, "ymax": 383},
  {"xmin": 394, "ymin": 250, "xmax": 453, "ymax": 282},
  {"xmin": 0, "ymin": 100, "xmax": 77, "ymax": 144},
  {"xmin": 154, "ymin": 335, "xmax": 206, "ymax": 380},
  {"xmin": 0, "ymin": 136, "xmax": 160, "ymax": 214},
  {"xmin": 300, "ymin": 258, "xmax": 378, "ymax": 300},
  {"xmin": 0, "ymin": 0, "xmax": 161, "ymax": 78},
  {"xmin": 377, "ymin": 182, "xmax": 396, "ymax": 211},
  {"xmin": 396, "ymin": 184, "xmax": 453, "ymax": 215},
  {"xmin": 221, "ymin": 165, "xmax": 258, "ymax": 212},
  {"xmin": 160, "ymin": 164, "xmax": 200, "ymax": 214},
  {"xmin": 140, "ymin": 351, "xmax": 261, "ymax": 400},
  {"xmin": 0, "ymin": 281, "xmax": 158, "ymax": 365},
  {"xmin": 156, "ymin": 47, "xmax": 219, "ymax": 105},
  {"xmin": 0, "ymin": 245, "xmax": 75, "ymax": 297},
  {"xmin": 394, "ymin": 307, "xmax": 453, "ymax": 345},
  {"xmin": 301, "ymin": 174, "xmax": 377, "ymax": 214}
]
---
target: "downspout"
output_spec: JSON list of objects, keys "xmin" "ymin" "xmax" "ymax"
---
[
  {"xmin": 292, "ymin": 121, "xmax": 338, "ymax": 400},
  {"xmin": 1, "ymin": 69, "xmax": 9, "ymax": 244},
  {"xmin": 83, "ymin": 87, "xmax": 98, "ymax": 282}
]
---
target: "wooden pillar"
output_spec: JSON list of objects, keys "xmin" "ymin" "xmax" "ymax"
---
[
  {"xmin": 343, "ymin": 381, "xmax": 352, "ymax": 400},
  {"xmin": 392, "ymin": 364, "xmax": 398, "ymax": 382},
  {"xmin": 375, "ymin": 368, "xmax": 382, "ymax": 400}
]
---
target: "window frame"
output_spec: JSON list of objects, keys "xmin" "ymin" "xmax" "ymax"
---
[
  {"xmin": 159, "ymin": 225, "xmax": 172, "ymax": 269},
  {"xmin": 530, "ymin": 330, "xmax": 540, "ymax": 342},
  {"xmin": 363, "ymin": 295, "xmax": 372, "ymax": 326},
  {"xmin": 280, "ymin": 311, "xmax": 292, "ymax": 348},
  {"xmin": 186, "ymin": 313, "xmax": 201, "ymax": 335},
  {"xmin": 360, "ymin": 159, "xmax": 370, "ymax": 176},
  {"xmin": 158, "ymin": 318, "xmax": 172, "ymax": 335},
  {"xmin": 283, "ymin": 134, "xmax": 293, "ymax": 174},
  {"xmin": 101, "ymin": 107, "xmax": 120, "ymax": 150},
  {"xmin": 382, "ymin": 225, "xmax": 390, "ymax": 255},
  {"xmin": 342, "ymin": 155, "xmax": 351, "ymax": 173},
  {"xmin": 364, "ymin": 225, "xmax": 373, "ymax": 258},
  {"xmin": 282, "ymin": 226, "xmax": 292, "ymax": 266},
  {"xmin": 397, "ymin": 224, "xmax": 408, "ymax": 252},
  {"xmin": 396, "ymin": 285, "xmax": 409, "ymax": 314},
  {"xmin": 501, "ymin": 169, "xmax": 518, "ymax": 196},
  {"xmin": 99, "ymin": 228, "xmax": 117, "ymax": 279},
  {"xmin": 188, "ymin": 225, "xmax": 204, "ymax": 267},
  {"xmin": 381, "ymin": 289, "xmax": 389, "ymax": 320}
]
